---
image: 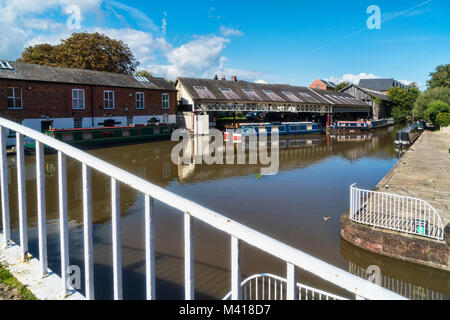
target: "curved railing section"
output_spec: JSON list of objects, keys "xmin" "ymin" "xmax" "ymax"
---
[
  {"xmin": 350, "ymin": 184, "xmax": 444, "ymax": 241},
  {"xmin": 0, "ymin": 118, "xmax": 406, "ymax": 300},
  {"xmin": 223, "ymin": 273, "xmax": 347, "ymax": 300}
]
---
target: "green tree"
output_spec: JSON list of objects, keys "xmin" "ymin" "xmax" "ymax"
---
[
  {"xmin": 413, "ymin": 87, "xmax": 450, "ymax": 120},
  {"xmin": 387, "ymin": 84, "xmax": 420, "ymax": 123},
  {"xmin": 18, "ymin": 32, "xmax": 139, "ymax": 75},
  {"xmin": 436, "ymin": 112, "xmax": 450, "ymax": 128},
  {"xmin": 135, "ymin": 70, "xmax": 153, "ymax": 78},
  {"xmin": 425, "ymin": 100, "xmax": 450, "ymax": 127},
  {"xmin": 334, "ymin": 82, "xmax": 350, "ymax": 92},
  {"xmin": 427, "ymin": 64, "xmax": 450, "ymax": 89}
]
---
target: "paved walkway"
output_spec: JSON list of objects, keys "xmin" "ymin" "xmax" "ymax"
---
[{"xmin": 376, "ymin": 131, "xmax": 450, "ymax": 227}]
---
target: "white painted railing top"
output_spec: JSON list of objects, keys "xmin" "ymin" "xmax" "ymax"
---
[
  {"xmin": 350, "ymin": 184, "xmax": 444, "ymax": 241},
  {"xmin": 0, "ymin": 118, "xmax": 405, "ymax": 300}
]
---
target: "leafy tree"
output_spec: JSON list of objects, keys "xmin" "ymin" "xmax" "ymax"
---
[
  {"xmin": 427, "ymin": 64, "xmax": 450, "ymax": 89},
  {"xmin": 19, "ymin": 44, "xmax": 59, "ymax": 66},
  {"xmin": 425, "ymin": 100, "xmax": 450, "ymax": 126},
  {"xmin": 18, "ymin": 32, "xmax": 139, "ymax": 75},
  {"xmin": 334, "ymin": 82, "xmax": 350, "ymax": 92},
  {"xmin": 413, "ymin": 87, "xmax": 450, "ymax": 120},
  {"xmin": 436, "ymin": 112, "xmax": 450, "ymax": 128},
  {"xmin": 135, "ymin": 70, "xmax": 153, "ymax": 78},
  {"xmin": 387, "ymin": 84, "xmax": 420, "ymax": 123}
]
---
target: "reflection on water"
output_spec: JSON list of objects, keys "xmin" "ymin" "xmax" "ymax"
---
[
  {"xmin": 4, "ymin": 125, "xmax": 449, "ymax": 299},
  {"xmin": 342, "ymin": 240, "xmax": 449, "ymax": 300}
]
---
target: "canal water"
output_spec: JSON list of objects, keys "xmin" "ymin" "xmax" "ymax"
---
[{"xmin": 5, "ymin": 125, "xmax": 449, "ymax": 300}]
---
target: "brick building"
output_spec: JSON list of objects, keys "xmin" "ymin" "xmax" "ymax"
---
[
  {"xmin": 0, "ymin": 60, "xmax": 177, "ymax": 145},
  {"xmin": 309, "ymin": 79, "xmax": 336, "ymax": 91}
]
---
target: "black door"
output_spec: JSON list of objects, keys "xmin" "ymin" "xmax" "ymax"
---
[{"xmin": 41, "ymin": 120, "xmax": 53, "ymax": 132}]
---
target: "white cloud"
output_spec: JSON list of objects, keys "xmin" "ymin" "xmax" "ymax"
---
[
  {"xmin": 220, "ymin": 26, "xmax": 244, "ymax": 37},
  {"xmin": 326, "ymin": 73, "xmax": 380, "ymax": 85},
  {"xmin": 255, "ymin": 80, "xmax": 269, "ymax": 84},
  {"xmin": 0, "ymin": 0, "xmax": 263, "ymax": 82}
]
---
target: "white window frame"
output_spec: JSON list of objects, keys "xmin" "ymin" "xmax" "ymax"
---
[
  {"xmin": 162, "ymin": 93, "xmax": 170, "ymax": 110},
  {"xmin": 7, "ymin": 87, "xmax": 23, "ymax": 109},
  {"xmin": 72, "ymin": 89, "xmax": 85, "ymax": 109},
  {"xmin": 104, "ymin": 90, "xmax": 115, "ymax": 110},
  {"xmin": 136, "ymin": 92, "xmax": 145, "ymax": 110}
]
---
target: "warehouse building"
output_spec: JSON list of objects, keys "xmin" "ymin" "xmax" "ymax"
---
[
  {"xmin": 176, "ymin": 76, "xmax": 371, "ymax": 131},
  {"xmin": 0, "ymin": 60, "xmax": 177, "ymax": 145}
]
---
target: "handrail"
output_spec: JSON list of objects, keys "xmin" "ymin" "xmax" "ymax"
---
[
  {"xmin": 0, "ymin": 118, "xmax": 405, "ymax": 300},
  {"xmin": 350, "ymin": 184, "xmax": 444, "ymax": 241},
  {"xmin": 223, "ymin": 273, "xmax": 347, "ymax": 300}
]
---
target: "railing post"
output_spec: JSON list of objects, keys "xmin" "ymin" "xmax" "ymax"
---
[
  {"xmin": 0, "ymin": 127, "xmax": 10, "ymax": 248},
  {"xmin": 58, "ymin": 151, "xmax": 69, "ymax": 294},
  {"xmin": 111, "ymin": 177, "xmax": 122, "ymax": 300},
  {"xmin": 287, "ymin": 263, "xmax": 297, "ymax": 300},
  {"xmin": 231, "ymin": 236, "xmax": 241, "ymax": 300},
  {"xmin": 145, "ymin": 194, "xmax": 155, "ymax": 300},
  {"xmin": 36, "ymin": 141, "xmax": 47, "ymax": 276},
  {"xmin": 82, "ymin": 164, "xmax": 94, "ymax": 299},
  {"xmin": 184, "ymin": 212, "xmax": 194, "ymax": 300},
  {"xmin": 16, "ymin": 133, "xmax": 28, "ymax": 259}
]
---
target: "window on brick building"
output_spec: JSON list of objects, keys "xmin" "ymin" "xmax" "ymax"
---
[
  {"xmin": 162, "ymin": 93, "xmax": 170, "ymax": 109},
  {"xmin": 136, "ymin": 92, "xmax": 144, "ymax": 109},
  {"xmin": 104, "ymin": 90, "xmax": 115, "ymax": 109},
  {"xmin": 7, "ymin": 88, "xmax": 22, "ymax": 109},
  {"xmin": 72, "ymin": 89, "xmax": 85, "ymax": 109}
]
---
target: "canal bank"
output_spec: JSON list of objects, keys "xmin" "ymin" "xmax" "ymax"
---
[{"xmin": 341, "ymin": 130, "xmax": 450, "ymax": 271}]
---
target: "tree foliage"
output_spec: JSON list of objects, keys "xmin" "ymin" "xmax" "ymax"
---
[
  {"xmin": 387, "ymin": 84, "xmax": 420, "ymax": 123},
  {"xmin": 135, "ymin": 70, "xmax": 153, "ymax": 78},
  {"xmin": 427, "ymin": 64, "xmax": 450, "ymax": 89},
  {"xmin": 334, "ymin": 82, "xmax": 350, "ymax": 92},
  {"xmin": 413, "ymin": 87, "xmax": 450, "ymax": 120},
  {"xmin": 17, "ymin": 32, "xmax": 139, "ymax": 75},
  {"xmin": 436, "ymin": 112, "xmax": 450, "ymax": 128},
  {"xmin": 425, "ymin": 100, "xmax": 450, "ymax": 127}
]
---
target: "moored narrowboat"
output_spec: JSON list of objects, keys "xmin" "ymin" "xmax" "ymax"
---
[
  {"xmin": 237, "ymin": 122, "xmax": 323, "ymax": 137},
  {"xmin": 394, "ymin": 124, "xmax": 421, "ymax": 147},
  {"xmin": 328, "ymin": 121, "xmax": 370, "ymax": 133},
  {"xmin": 25, "ymin": 123, "xmax": 176, "ymax": 153}
]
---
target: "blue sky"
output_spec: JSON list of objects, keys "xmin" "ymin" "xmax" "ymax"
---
[{"xmin": 0, "ymin": 0, "xmax": 449, "ymax": 89}]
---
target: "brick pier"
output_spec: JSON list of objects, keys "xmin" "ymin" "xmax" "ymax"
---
[{"xmin": 341, "ymin": 130, "xmax": 450, "ymax": 271}]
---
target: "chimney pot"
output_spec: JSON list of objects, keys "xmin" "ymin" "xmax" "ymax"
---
[
  {"xmin": 231, "ymin": 76, "xmax": 237, "ymax": 82},
  {"xmin": 213, "ymin": 74, "xmax": 218, "ymax": 80},
  {"xmin": 221, "ymin": 75, "xmax": 226, "ymax": 81}
]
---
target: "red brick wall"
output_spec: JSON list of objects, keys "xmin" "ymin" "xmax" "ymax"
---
[
  {"xmin": 0, "ymin": 79, "xmax": 177, "ymax": 120},
  {"xmin": 309, "ymin": 79, "xmax": 327, "ymax": 91}
]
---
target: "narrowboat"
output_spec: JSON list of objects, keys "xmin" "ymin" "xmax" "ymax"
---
[
  {"xmin": 367, "ymin": 118, "xmax": 395, "ymax": 129},
  {"xmin": 237, "ymin": 122, "xmax": 323, "ymax": 137},
  {"xmin": 394, "ymin": 124, "xmax": 421, "ymax": 147},
  {"xmin": 25, "ymin": 123, "xmax": 176, "ymax": 153},
  {"xmin": 328, "ymin": 121, "xmax": 370, "ymax": 133}
]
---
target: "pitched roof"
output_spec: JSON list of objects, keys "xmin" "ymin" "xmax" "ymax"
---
[
  {"xmin": 320, "ymin": 79, "xmax": 336, "ymax": 88},
  {"xmin": 339, "ymin": 84, "xmax": 391, "ymax": 101},
  {"xmin": 177, "ymin": 77, "xmax": 370, "ymax": 108},
  {"xmin": 0, "ymin": 60, "xmax": 175, "ymax": 91},
  {"xmin": 358, "ymin": 78, "xmax": 408, "ymax": 92}
]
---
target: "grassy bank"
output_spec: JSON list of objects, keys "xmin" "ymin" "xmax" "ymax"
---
[{"xmin": 0, "ymin": 264, "xmax": 37, "ymax": 300}]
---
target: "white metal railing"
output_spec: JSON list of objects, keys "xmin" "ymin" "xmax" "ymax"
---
[
  {"xmin": 0, "ymin": 118, "xmax": 406, "ymax": 300},
  {"xmin": 223, "ymin": 274, "xmax": 347, "ymax": 300},
  {"xmin": 350, "ymin": 184, "xmax": 444, "ymax": 241}
]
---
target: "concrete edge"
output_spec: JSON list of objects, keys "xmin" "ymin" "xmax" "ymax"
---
[
  {"xmin": 376, "ymin": 132, "xmax": 425, "ymax": 189},
  {"xmin": 340, "ymin": 210, "xmax": 449, "ymax": 272},
  {"xmin": 0, "ymin": 235, "xmax": 85, "ymax": 300}
]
